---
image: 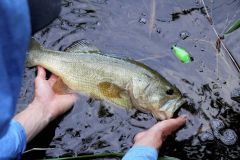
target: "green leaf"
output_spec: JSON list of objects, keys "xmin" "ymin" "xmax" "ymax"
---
[
  {"xmin": 171, "ymin": 45, "xmax": 192, "ymax": 63},
  {"xmin": 225, "ymin": 19, "xmax": 240, "ymax": 34}
]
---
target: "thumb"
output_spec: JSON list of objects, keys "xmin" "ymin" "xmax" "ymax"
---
[
  {"xmin": 65, "ymin": 94, "xmax": 77, "ymax": 104},
  {"xmin": 58, "ymin": 94, "xmax": 77, "ymax": 109},
  {"xmin": 150, "ymin": 116, "xmax": 186, "ymax": 138},
  {"xmin": 50, "ymin": 94, "xmax": 77, "ymax": 120},
  {"xmin": 37, "ymin": 66, "xmax": 46, "ymax": 80}
]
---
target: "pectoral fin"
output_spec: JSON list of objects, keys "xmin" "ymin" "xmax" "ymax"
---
[
  {"xmin": 97, "ymin": 81, "xmax": 124, "ymax": 98},
  {"xmin": 97, "ymin": 81, "xmax": 133, "ymax": 108},
  {"xmin": 53, "ymin": 78, "xmax": 73, "ymax": 95}
]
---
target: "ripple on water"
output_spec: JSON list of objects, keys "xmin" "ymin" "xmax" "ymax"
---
[
  {"xmin": 199, "ymin": 130, "xmax": 214, "ymax": 142},
  {"xmin": 220, "ymin": 129, "xmax": 238, "ymax": 146}
]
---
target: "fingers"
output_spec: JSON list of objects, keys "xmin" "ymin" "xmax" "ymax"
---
[
  {"xmin": 36, "ymin": 66, "xmax": 59, "ymax": 86},
  {"xmin": 48, "ymin": 74, "xmax": 58, "ymax": 86},
  {"xmin": 59, "ymin": 94, "xmax": 77, "ymax": 106},
  {"xmin": 150, "ymin": 116, "xmax": 187, "ymax": 137},
  {"xmin": 37, "ymin": 66, "xmax": 46, "ymax": 79},
  {"xmin": 55, "ymin": 94, "xmax": 77, "ymax": 116},
  {"xmin": 67, "ymin": 94, "xmax": 77, "ymax": 102},
  {"xmin": 163, "ymin": 116, "xmax": 186, "ymax": 133},
  {"xmin": 132, "ymin": 116, "xmax": 187, "ymax": 150}
]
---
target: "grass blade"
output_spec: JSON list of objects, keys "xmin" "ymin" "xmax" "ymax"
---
[
  {"xmin": 43, "ymin": 153, "xmax": 180, "ymax": 160},
  {"xmin": 225, "ymin": 19, "xmax": 240, "ymax": 34},
  {"xmin": 44, "ymin": 153, "xmax": 124, "ymax": 160}
]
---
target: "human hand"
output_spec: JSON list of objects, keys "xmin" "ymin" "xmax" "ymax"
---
[
  {"xmin": 15, "ymin": 66, "xmax": 76, "ymax": 141},
  {"xmin": 133, "ymin": 116, "xmax": 186, "ymax": 150},
  {"xmin": 32, "ymin": 66, "xmax": 76, "ymax": 121}
]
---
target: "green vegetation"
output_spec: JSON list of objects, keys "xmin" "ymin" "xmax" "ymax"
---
[
  {"xmin": 44, "ymin": 152, "xmax": 180, "ymax": 160},
  {"xmin": 225, "ymin": 19, "xmax": 240, "ymax": 34}
]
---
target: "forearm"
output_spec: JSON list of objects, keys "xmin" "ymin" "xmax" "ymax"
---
[
  {"xmin": 123, "ymin": 117, "xmax": 186, "ymax": 160},
  {"xmin": 14, "ymin": 101, "xmax": 51, "ymax": 142},
  {"xmin": 14, "ymin": 66, "xmax": 76, "ymax": 142}
]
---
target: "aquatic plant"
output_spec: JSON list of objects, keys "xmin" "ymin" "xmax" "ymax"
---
[{"xmin": 225, "ymin": 19, "xmax": 240, "ymax": 34}]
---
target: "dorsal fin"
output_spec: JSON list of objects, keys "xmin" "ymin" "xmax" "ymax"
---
[
  {"xmin": 29, "ymin": 37, "xmax": 41, "ymax": 50},
  {"xmin": 64, "ymin": 40, "xmax": 101, "ymax": 54}
]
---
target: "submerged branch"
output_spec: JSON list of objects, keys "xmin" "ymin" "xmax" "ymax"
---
[{"xmin": 149, "ymin": 0, "xmax": 156, "ymax": 36}]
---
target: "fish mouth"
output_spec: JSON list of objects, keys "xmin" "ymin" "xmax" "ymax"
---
[
  {"xmin": 175, "ymin": 98, "xmax": 186, "ymax": 109},
  {"xmin": 160, "ymin": 98, "xmax": 186, "ymax": 118}
]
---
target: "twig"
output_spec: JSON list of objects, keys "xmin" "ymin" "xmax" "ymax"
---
[
  {"xmin": 149, "ymin": 0, "xmax": 156, "ymax": 36},
  {"xmin": 23, "ymin": 148, "xmax": 54, "ymax": 154},
  {"xmin": 201, "ymin": 0, "xmax": 240, "ymax": 73}
]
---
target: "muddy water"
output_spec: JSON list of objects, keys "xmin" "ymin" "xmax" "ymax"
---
[{"xmin": 17, "ymin": 0, "xmax": 240, "ymax": 159}]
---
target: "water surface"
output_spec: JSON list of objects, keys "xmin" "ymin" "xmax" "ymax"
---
[{"xmin": 17, "ymin": 0, "xmax": 240, "ymax": 159}]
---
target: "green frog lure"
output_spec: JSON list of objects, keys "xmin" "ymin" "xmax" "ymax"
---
[{"xmin": 171, "ymin": 45, "xmax": 193, "ymax": 63}]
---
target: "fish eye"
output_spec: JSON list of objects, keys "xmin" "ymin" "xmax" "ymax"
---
[{"xmin": 166, "ymin": 89, "xmax": 174, "ymax": 95}]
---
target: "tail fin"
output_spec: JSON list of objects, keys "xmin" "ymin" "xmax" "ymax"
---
[
  {"xmin": 26, "ymin": 38, "xmax": 42, "ymax": 67},
  {"xmin": 29, "ymin": 37, "xmax": 41, "ymax": 50}
]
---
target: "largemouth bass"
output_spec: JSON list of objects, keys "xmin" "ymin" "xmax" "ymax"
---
[{"xmin": 27, "ymin": 38, "xmax": 185, "ymax": 120}]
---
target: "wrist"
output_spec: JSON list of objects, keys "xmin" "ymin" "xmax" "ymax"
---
[
  {"xmin": 134, "ymin": 130, "xmax": 163, "ymax": 150},
  {"xmin": 14, "ymin": 100, "xmax": 51, "ymax": 142},
  {"xmin": 29, "ymin": 100, "xmax": 52, "ymax": 122}
]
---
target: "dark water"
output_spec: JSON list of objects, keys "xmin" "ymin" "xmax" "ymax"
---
[{"xmin": 17, "ymin": 0, "xmax": 240, "ymax": 159}]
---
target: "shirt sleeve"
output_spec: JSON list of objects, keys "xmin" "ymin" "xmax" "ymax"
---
[
  {"xmin": 0, "ymin": 0, "xmax": 31, "ymax": 133},
  {"xmin": 122, "ymin": 145, "xmax": 158, "ymax": 160},
  {"xmin": 0, "ymin": 119, "xmax": 27, "ymax": 160}
]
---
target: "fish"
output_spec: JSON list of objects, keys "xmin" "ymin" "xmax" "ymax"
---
[{"xmin": 26, "ymin": 38, "xmax": 185, "ymax": 120}]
